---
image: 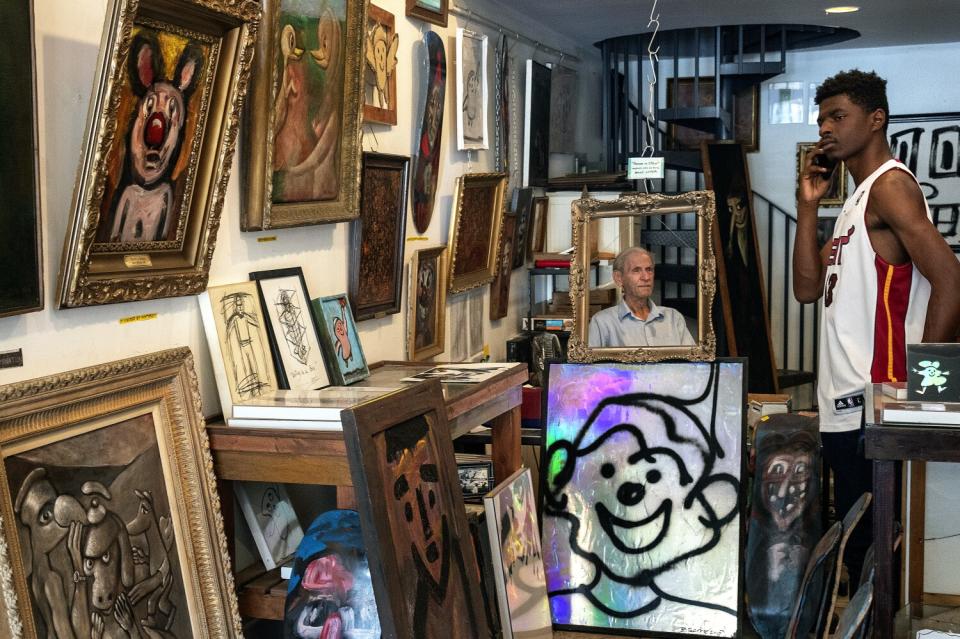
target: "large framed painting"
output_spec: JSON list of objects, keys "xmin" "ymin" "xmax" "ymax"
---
[
  {"xmin": 456, "ymin": 28, "xmax": 488, "ymax": 151},
  {"xmin": 57, "ymin": 0, "xmax": 259, "ymax": 309},
  {"xmin": 0, "ymin": 348, "xmax": 242, "ymax": 638},
  {"xmin": 312, "ymin": 293, "xmax": 370, "ymax": 385},
  {"xmin": 796, "ymin": 142, "xmax": 848, "ymax": 207},
  {"xmin": 888, "ymin": 112, "xmax": 960, "ymax": 253},
  {"xmin": 250, "ymin": 267, "xmax": 330, "ymax": 391},
  {"xmin": 405, "ymin": 0, "xmax": 448, "ymax": 27},
  {"xmin": 241, "ymin": 0, "xmax": 365, "ymax": 230},
  {"xmin": 448, "ymin": 173, "xmax": 507, "ymax": 293},
  {"xmin": 542, "ymin": 361, "xmax": 746, "ymax": 637},
  {"xmin": 341, "ymin": 380, "xmax": 492, "ymax": 638},
  {"xmin": 666, "ymin": 78, "xmax": 760, "ymax": 153},
  {"xmin": 0, "ymin": 0, "xmax": 42, "ymax": 317},
  {"xmin": 350, "ymin": 152, "xmax": 409, "ymax": 320},
  {"xmin": 702, "ymin": 142, "xmax": 780, "ymax": 393},
  {"xmin": 489, "ymin": 215, "xmax": 515, "ymax": 321},
  {"xmin": 408, "ymin": 246, "xmax": 448, "ymax": 361},
  {"xmin": 523, "ymin": 60, "xmax": 551, "ymax": 187},
  {"xmin": 363, "ymin": 3, "xmax": 399, "ymax": 126}
]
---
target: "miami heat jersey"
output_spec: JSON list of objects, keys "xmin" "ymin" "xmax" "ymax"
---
[{"xmin": 817, "ymin": 159, "xmax": 931, "ymax": 432}]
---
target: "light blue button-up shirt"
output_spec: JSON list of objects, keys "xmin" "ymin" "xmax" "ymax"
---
[{"xmin": 588, "ymin": 299, "xmax": 695, "ymax": 347}]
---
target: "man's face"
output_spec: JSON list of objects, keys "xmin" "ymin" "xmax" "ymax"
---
[
  {"xmin": 390, "ymin": 437, "xmax": 445, "ymax": 585},
  {"xmin": 613, "ymin": 251, "xmax": 655, "ymax": 305},
  {"xmin": 817, "ymin": 93, "xmax": 882, "ymax": 162}
]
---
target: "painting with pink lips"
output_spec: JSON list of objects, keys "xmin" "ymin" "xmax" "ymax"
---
[
  {"xmin": 542, "ymin": 361, "xmax": 746, "ymax": 637},
  {"xmin": 312, "ymin": 294, "xmax": 369, "ymax": 385}
]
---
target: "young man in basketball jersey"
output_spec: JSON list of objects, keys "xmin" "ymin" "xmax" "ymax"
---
[{"xmin": 793, "ymin": 69, "xmax": 960, "ymax": 583}]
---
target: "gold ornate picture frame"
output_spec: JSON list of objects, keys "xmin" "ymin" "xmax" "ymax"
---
[
  {"xmin": 57, "ymin": 0, "xmax": 259, "ymax": 309},
  {"xmin": 447, "ymin": 172, "xmax": 507, "ymax": 294},
  {"xmin": 241, "ymin": 0, "xmax": 366, "ymax": 230},
  {"xmin": 567, "ymin": 191, "xmax": 718, "ymax": 363},
  {"xmin": 0, "ymin": 347, "xmax": 242, "ymax": 638}
]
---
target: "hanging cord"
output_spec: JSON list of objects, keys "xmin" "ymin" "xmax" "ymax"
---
[{"xmin": 642, "ymin": 0, "xmax": 661, "ymax": 159}]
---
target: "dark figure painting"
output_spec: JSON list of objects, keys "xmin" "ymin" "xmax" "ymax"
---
[{"xmin": 411, "ymin": 32, "xmax": 446, "ymax": 233}]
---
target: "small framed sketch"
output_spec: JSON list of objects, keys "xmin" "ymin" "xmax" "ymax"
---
[
  {"xmin": 364, "ymin": 4, "xmax": 399, "ymax": 125},
  {"xmin": 408, "ymin": 246, "xmax": 448, "ymax": 361},
  {"xmin": 458, "ymin": 460, "xmax": 494, "ymax": 501},
  {"xmin": 797, "ymin": 142, "xmax": 848, "ymax": 207},
  {"xmin": 312, "ymin": 294, "xmax": 370, "ymax": 385},
  {"xmin": 235, "ymin": 482, "xmax": 304, "ymax": 571},
  {"xmin": 456, "ymin": 28, "xmax": 488, "ymax": 151},
  {"xmin": 250, "ymin": 267, "xmax": 330, "ymax": 390},
  {"xmin": 529, "ymin": 195, "xmax": 549, "ymax": 257},
  {"xmin": 405, "ymin": 0, "xmax": 448, "ymax": 27},
  {"xmin": 448, "ymin": 173, "xmax": 507, "ymax": 293}
]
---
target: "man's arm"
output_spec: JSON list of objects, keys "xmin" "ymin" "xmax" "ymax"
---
[
  {"xmin": 869, "ymin": 173, "xmax": 960, "ymax": 341},
  {"xmin": 793, "ymin": 143, "xmax": 835, "ymax": 302}
]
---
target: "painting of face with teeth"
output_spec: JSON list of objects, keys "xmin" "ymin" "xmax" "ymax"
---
[{"xmin": 543, "ymin": 361, "xmax": 745, "ymax": 637}]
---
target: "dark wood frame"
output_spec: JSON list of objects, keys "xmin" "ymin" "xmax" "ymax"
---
[
  {"xmin": 511, "ymin": 187, "xmax": 533, "ymax": 270},
  {"xmin": 489, "ymin": 214, "xmax": 516, "ymax": 321},
  {"xmin": 0, "ymin": 0, "xmax": 42, "ymax": 317},
  {"xmin": 363, "ymin": 3, "xmax": 398, "ymax": 126},
  {"xmin": 529, "ymin": 196, "xmax": 549, "ymax": 259},
  {"xmin": 405, "ymin": 0, "xmax": 448, "ymax": 27},
  {"xmin": 408, "ymin": 245, "xmax": 448, "ymax": 361},
  {"xmin": 249, "ymin": 266, "xmax": 328, "ymax": 390},
  {"xmin": 701, "ymin": 141, "xmax": 780, "ymax": 393},
  {"xmin": 350, "ymin": 152, "xmax": 410, "ymax": 320},
  {"xmin": 340, "ymin": 380, "xmax": 491, "ymax": 638}
]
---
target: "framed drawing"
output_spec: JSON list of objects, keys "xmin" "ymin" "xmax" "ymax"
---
[
  {"xmin": 512, "ymin": 187, "xmax": 534, "ymax": 270},
  {"xmin": 542, "ymin": 361, "xmax": 746, "ymax": 637},
  {"xmin": 408, "ymin": 246, "xmax": 448, "ymax": 361},
  {"xmin": 529, "ymin": 196, "xmax": 549, "ymax": 257},
  {"xmin": 550, "ymin": 65, "xmax": 578, "ymax": 154},
  {"xmin": 411, "ymin": 31, "xmax": 446, "ymax": 234},
  {"xmin": 241, "ymin": 0, "xmax": 365, "ymax": 230},
  {"xmin": 350, "ymin": 152, "xmax": 409, "ymax": 320},
  {"xmin": 796, "ymin": 142, "xmax": 848, "ymax": 207},
  {"xmin": 0, "ymin": 348, "xmax": 242, "ymax": 638},
  {"xmin": 523, "ymin": 60, "xmax": 551, "ymax": 187},
  {"xmin": 363, "ymin": 3, "xmax": 399, "ymax": 125},
  {"xmin": 666, "ymin": 78, "xmax": 760, "ymax": 153},
  {"xmin": 57, "ymin": 0, "xmax": 258, "ymax": 308},
  {"xmin": 456, "ymin": 28, "xmax": 488, "ymax": 151},
  {"xmin": 888, "ymin": 112, "xmax": 960, "ymax": 252},
  {"xmin": 405, "ymin": 0, "xmax": 448, "ymax": 27},
  {"xmin": 489, "ymin": 214, "xmax": 515, "ymax": 321},
  {"xmin": 0, "ymin": 0, "xmax": 42, "ymax": 317},
  {"xmin": 458, "ymin": 460, "xmax": 494, "ymax": 501},
  {"xmin": 448, "ymin": 173, "xmax": 507, "ymax": 293},
  {"xmin": 484, "ymin": 467, "xmax": 552, "ymax": 639},
  {"xmin": 341, "ymin": 380, "xmax": 492, "ymax": 638},
  {"xmin": 250, "ymin": 267, "xmax": 330, "ymax": 391},
  {"xmin": 198, "ymin": 281, "xmax": 279, "ymax": 418},
  {"xmin": 703, "ymin": 142, "xmax": 780, "ymax": 393},
  {"xmin": 312, "ymin": 294, "xmax": 370, "ymax": 385},
  {"xmin": 234, "ymin": 481, "xmax": 304, "ymax": 571}
]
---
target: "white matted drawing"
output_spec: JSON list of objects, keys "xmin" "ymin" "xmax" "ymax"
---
[{"xmin": 456, "ymin": 28, "xmax": 488, "ymax": 150}]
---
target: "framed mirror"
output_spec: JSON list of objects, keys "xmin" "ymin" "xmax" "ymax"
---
[{"xmin": 567, "ymin": 190, "xmax": 717, "ymax": 363}]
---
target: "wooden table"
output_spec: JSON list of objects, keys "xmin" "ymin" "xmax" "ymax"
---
[
  {"xmin": 864, "ymin": 384, "xmax": 960, "ymax": 639},
  {"xmin": 207, "ymin": 360, "xmax": 528, "ymax": 620}
]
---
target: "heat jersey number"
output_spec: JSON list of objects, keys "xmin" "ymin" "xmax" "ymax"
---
[{"xmin": 825, "ymin": 273, "xmax": 839, "ymax": 307}]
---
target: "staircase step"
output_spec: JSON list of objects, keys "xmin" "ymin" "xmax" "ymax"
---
[
  {"xmin": 778, "ymin": 368, "xmax": 816, "ymax": 389},
  {"xmin": 652, "ymin": 263, "xmax": 698, "ymax": 284},
  {"xmin": 642, "ymin": 229, "xmax": 698, "ymax": 251},
  {"xmin": 662, "ymin": 150, "xmax": 703, "ymax": 171},
  {"xmin": 657, "ymin": 106, "xmax": 733, "ymax": 134}
]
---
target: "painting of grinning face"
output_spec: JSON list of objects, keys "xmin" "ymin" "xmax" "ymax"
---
[{"xmin": 762, "ymin": 448, "xmax": 813, "ymax": 532}]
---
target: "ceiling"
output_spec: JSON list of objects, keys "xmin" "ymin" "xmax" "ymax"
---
[{"xmin": 495, "ymin": 0, "xmax": 960, "ymax": 51}]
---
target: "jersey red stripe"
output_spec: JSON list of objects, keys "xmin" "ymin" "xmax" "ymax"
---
[{"xmin": 871, "ymin": 255, "xmax": 913, "ymax": 382}]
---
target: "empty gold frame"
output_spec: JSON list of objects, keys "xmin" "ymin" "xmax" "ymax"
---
[{"xmin": 567, "ymin": 190, "xmax": 718, "ymax": 363}]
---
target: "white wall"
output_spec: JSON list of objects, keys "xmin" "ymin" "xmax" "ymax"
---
[{"xmin": 0, "ymin": 0, "xmax": 602, "ymax": 419}]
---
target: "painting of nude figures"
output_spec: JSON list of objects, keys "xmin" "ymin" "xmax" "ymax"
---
[{"xmin": 241, "ymin": 0, "xmax": 365, "ymax": 229}]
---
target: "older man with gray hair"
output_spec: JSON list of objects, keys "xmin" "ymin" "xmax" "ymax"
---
[{"xmin": 588, "ymin": 246, "xmax": 695, "ymax": 347}]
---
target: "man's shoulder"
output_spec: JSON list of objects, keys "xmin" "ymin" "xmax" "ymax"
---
[{"xmin": 591, "ymin": 304, "xmax": 622, "ymax": 322}]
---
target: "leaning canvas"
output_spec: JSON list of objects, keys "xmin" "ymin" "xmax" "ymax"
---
[
  {"xmin": 234, "ymin": 481, "xmax": 304, "ymax": 571},
  {"xmin": 484, "ymin": 467, "xmax": 552, "ymax": 639},
  {"xmin": 542, "ymin": 361, "xmax": 745, "ymax": 637},
  {"xmin": 312, "ymin": 294, "xmax": 370, "ymax": 385}
]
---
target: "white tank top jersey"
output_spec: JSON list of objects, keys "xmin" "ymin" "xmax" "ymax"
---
[{"xmin": 817, "ymin": 159, "xmax": 932, "ymax": 432}]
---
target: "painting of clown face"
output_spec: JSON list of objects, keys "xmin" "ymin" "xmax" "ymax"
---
[{"xmin": 542, "ymin": 361, "xmax": 745, "ymax": 637}]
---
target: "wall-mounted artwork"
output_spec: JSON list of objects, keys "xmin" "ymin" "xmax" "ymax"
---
[
  {"xmin": 512, "ymin": 187, "xmax": 534, "ymax": 270},
  {"xmin": 241, "ymin": 0, "xmax": 365, "ymax": 230},
  {"xmin": 0, "ymin": 348, "xmax": 243, "ymax": 638},
  {"xmin": 363, "ymin": 3, "xmax": 398, "ymax": 125},
  {"xmin": 405, "ymin": 0, "xmax": 448, "ymax": 27},
  {"xmin": 543, "ymin": 361, "xmax": 745, "ymax": 637},
  {"xmin": 250, "ymin": 267, "xmax": 330, "ymax": 391},
  {"xmin": 0, "ymin": 0, "xmax": 42, "ymax": 317},
  {"xmin": 408, "ymin": 246, "xmax": 448, "ymax": 361},
  {"xmin": 448, "ymin": 173, "xmax": 507, "ymax": 293},
  {"xmin": 484, "ymin": 467, "xmax": 552, "ymax": 639},
  {"xmin": 523, "ymin": 60, "xmax": 551, "ymax": 187},
  {"xmin": 341, "ymin": 380, "xmax": 492, "ymax": 638},
  {"xmin": 313, "ymin": 294, "xmax": 370, "ymax": 385},
  {"xmin": 284, "ymin": 509, "xmax": 381, "ymax": 638},
  {"xmin": 456, "ymin": 28, "xmax": 488, "ymax": 151},
  {"xmin": 666, "ymin": 78, "xmax": 760, "ymax": 153},
  {"xmin": 489, "ymin": 214, "xmax": 515, "ymax": 321},
  {"xmin": 529, "ymin": 195, "xmax": 549, "ymax": 258},
  {"xmin": 57, "ymin": 0, "xmax": 258, "ymax": 308},
  {"xmin": 411, "ymin": 31, "xmax": 446, "ymax": 233},
  {"xmin": 796, "ymin": 142, "xmax": 848, "ymax": 207},
  {"xmin": 235, "ymin": 481, "xmax": 304, "ymax": 571},
  {"xmin": 350, "ymin": 152, "xmax": 409, "ymax": 320},
  {"xmin": 198, "ymin": 281, "xmax": 279, "ymax": 418},
  {"xmin": 550, "ymin": 65, "xmax": 578, "ymax": 154}
]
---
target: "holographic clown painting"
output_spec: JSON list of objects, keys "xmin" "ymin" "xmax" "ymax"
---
[{"xmin": 542, "ymin": 361, "xmax": 745, "ymax": 637}]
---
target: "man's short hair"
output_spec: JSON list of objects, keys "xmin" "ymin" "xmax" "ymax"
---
[
  {"xmin": 612, "ymin": 246, "xmax": 655, "ymax": 273},
  {"xmin": 815, "ymin": 69, "xmax": 889, "ymax": 131}
]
